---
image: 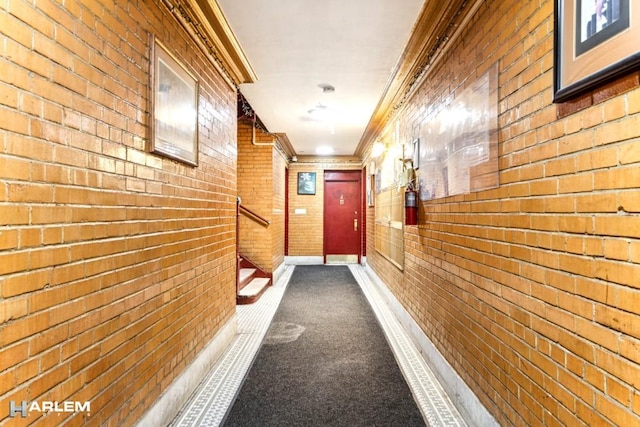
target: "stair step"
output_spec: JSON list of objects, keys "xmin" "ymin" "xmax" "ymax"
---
[
  {"xmin": 239, "ymin": 268, "xmax": 257, "ymax": 285},
  {"xmin": 238, "ymin": 277, "xmax": 270, "ymax": 298}
]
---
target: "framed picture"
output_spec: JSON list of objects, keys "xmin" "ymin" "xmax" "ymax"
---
[
  {"xmin": 366, "ymin": 163, "xmax": 375, "ymax": 207},
  {"xmin": 297, "ymin": 172, "xmax": 316, "ymax": 195},
  {"xmin": 150, "ymin": 35, "xmax": 199, "ymax": 165},
  {"xmin": 554, "ymin": 0, "xmax": 640, "ymax": 102}
]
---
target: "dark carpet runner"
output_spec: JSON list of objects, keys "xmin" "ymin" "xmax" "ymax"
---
[{"xmin": 223, "ymin": 265, "xmax": 426, "ymax": 426}]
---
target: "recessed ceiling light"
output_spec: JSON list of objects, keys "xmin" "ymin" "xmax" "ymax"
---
[{"xmin": 315, "ymin": 146, "xmax": 334, "ymax": 155}]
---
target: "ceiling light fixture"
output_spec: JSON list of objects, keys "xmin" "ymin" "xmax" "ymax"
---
[
  {"xmin": 307, "ymin": 84, "xmax": 337, "ymax": 123},
  {"xmin": 307, "ymin": 103, "xmax": 335, "ymax": 122}
]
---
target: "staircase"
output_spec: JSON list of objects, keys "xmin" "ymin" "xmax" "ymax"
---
[
  {"xmin": 237, "ymin": 256, "xmax": 272, "ymax": 304},
  {"xmin": 236, "ymin": 200, "xmax": 272, "ymax": 304}
]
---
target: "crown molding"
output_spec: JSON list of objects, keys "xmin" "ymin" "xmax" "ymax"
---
[
  {"xmin": 165, "ymin": 0, "xmax": 257, "ymax": 86},
  {"xmin": 294, "ymin": 155, "xmax": 362, "ymax": 165},
  {"xmin": 354, "ymin": 0, "xmax": 477, "ymax": 158},
  {"xmin": 273, "ymin": 133, "xmax": 296, "ymax": 159},
  {"xmin": 189, "ymin": 0, "xmax": 257, "ymax": 84}
]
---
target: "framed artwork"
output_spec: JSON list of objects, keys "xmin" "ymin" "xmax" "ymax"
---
[
  {"xmin": 554, "ymin": 0, "xmax": 640, "ymax": 102},
  {"xmin": 366, "ymin": 162, "xmax": 375, "ymax": 207},
  {"xmin": 149, "ymin": 35, "xmax": 199, "ymax": 165},
  {"xmin": 367, "ymin": 174, "xmax": 375, "ymax": 207},
  {"xmin": 297, "ymin": 172, "xmax": 316, "ymax": 195}
]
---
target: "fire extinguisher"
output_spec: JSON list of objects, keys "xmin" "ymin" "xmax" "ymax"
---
[{"xmin": 405, "ymin": 188, "xmax": 418, "ymax": 226}]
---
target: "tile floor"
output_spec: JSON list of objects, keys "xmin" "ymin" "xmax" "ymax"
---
[{"xmin": 170, "ymin": 264, "xmax": 467, "ymax": 427}]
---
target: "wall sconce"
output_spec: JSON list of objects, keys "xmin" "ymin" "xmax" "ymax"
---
[{"xmin": 371, "ymin": 141, "xmax": 385, "ymax": 158}]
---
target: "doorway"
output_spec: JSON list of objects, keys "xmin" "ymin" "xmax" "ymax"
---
[{"xmin": 324, "ymin": 171, "xmax": 362, "ymax": 263}]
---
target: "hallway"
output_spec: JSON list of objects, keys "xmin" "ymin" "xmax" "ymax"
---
[
  {"xmin": 169, "ymin": 264, "xmax": 468, "ymax": 427},
  {"xmin": 2, "ymin": 0, "xmax": 640, "ymax": 425}
]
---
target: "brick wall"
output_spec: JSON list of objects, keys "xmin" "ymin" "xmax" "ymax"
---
[
  {"xmin": 272, "ymin": 150, "xmax": 286, "ymax": 269},
  {"xmin": 366, "ymin": 0, "xmax": 640, "ymax": 425},
  {"xmin": 238, "ymin": 122, "xmax": 287, "ymax": 272},
  {"xmin": 287, "ymin": 161, "xmax": 361, "ymax": 257},
  {"xmin": 0, "ymin": 0, "xmax": 237, "ymax": 425},
  {"xmin": 236, "ymin": 121, "xmax": 287, "ymax": 273},
  {"xmin": 288, "ymin": 164, "xmax": 324, "ymax": 256},
  {"xmin": 237, "ymin": 122, "xmax": 274, "ymax": 270}
]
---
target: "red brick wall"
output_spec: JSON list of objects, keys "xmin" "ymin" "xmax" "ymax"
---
[
  {"xmin": 0, "ymin": 0, "xmax": 237, "ymax": 425},
  {"xmin": 366, "ymin": 0, "xmax": 640, "ymax": 425}
]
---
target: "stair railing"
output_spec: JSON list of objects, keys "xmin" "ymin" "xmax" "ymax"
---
[
  {"xmin": 236, "ymin": 197, "xmax": 271, "ymax": 297},
  {"xmin": 239, "ymin": 203, "xmax": 271, "ymax": 226}
]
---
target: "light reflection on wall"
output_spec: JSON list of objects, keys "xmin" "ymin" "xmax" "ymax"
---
[{"xmin": 417, "ymin": 62, "xmax": 499, "ymax": 200}]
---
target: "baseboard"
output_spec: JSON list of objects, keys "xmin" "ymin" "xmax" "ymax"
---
[
  {"xmin": 364, "ymin": 265, "xmax": 498, "ymax": 427},
  {"xmin": 272, "ymin": 261, "xmax": 285, "ymax": 285},
  {"xmin": 136, "ymin": 315, "xmax": 238, "ymax": 427},
  {"xmin": 325, "ymin": 254, "xmax": 358, "ymax": 264},
  {"xmin": 284, "ymin": 256, "xmax": 324, "ymax": 265}
]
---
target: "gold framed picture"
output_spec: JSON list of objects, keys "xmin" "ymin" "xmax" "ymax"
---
[
  {"xmin": 149, "ymin": 35, "xmax": 199, "ymax": 165},
  {"xmin": 554, "ymin": 0, "xmax": 639, "ymax": 102}
]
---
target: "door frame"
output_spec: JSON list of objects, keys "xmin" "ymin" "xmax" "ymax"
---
[
  {"xmin": 284, "ymin": 167, "xmax": 289, "ymax": 256},
  {"xmin": 323, "ymin": 170, "xmax": 362, "ymax": 264}
]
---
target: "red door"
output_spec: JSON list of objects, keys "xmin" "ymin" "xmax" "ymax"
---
[{"xmin": 324, "ymin": 171, "xmax": 361, "ymax": 263}]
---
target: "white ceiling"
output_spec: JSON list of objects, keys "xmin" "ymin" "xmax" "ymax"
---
[{"xmin": 217, "ymin": 0, "xmax": 425, "ymax": 157}]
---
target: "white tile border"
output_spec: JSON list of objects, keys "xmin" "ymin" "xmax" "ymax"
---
[
  {"xmin": 355, "ymin": 264, "xmax": 499, "ymax": 427},
  {"xmin": 136, "ymin": 316, "xmax": 238, "ymax": 427},
  {"xmin": 168, "ymin": 265, "xmax": 294, "ymax": 427},
  {"xmin": 284, "ymin": 256, "xmax": 323, "ymax": 265},
  {"xmin": 349, "ymin": 265, "xmax": 467, "ymax": 427},
  {"xmin": 165, "ymin": 263, "xmax": 496, "ymax": 427}
]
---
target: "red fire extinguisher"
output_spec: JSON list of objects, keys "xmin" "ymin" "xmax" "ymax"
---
[{"xmin": 405, "ymin": 188, "xmax": 418, "ymax": 225}]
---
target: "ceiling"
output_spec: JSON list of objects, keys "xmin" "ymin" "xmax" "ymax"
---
[{"xmin": 217, "ymin": 0, "xmax": 425, "ymax": 157}]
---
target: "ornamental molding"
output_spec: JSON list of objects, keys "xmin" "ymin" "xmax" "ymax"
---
[
  {"xmin": 355, "ymin": 0, "xmax": 484, "ymax": 158},
  {"xmin": 161, "ymin": 0, "xmax": 257, "ymax": 88}
]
